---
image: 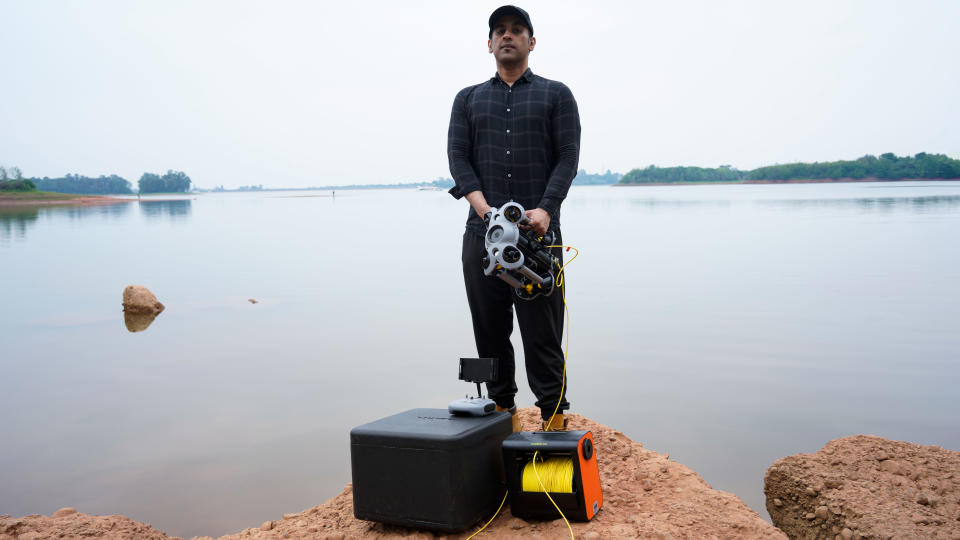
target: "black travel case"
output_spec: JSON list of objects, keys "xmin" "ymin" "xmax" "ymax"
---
[{"xmin": 350, "ymin": 408, "xmax": 512, "ymax": 532}]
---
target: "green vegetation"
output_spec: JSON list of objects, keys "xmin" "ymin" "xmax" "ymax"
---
[
  {"xmin": 573, "ymin": 169, "xmax": 621, "ymax": 185},
  {"xmin": 34, "ymin": 174, "xmax": 132, "ymax": 194},
  {"xmin": 0, "ymin": 166, "xmax": 37, "ymax": 192},
  {"xmin": 138, "ymin": 170, "xmax": 192, "ymax": 193},
  {"xmin": 619, "ymin": 153, "xmax": 960, "ymax": 184},
  {"xmin": 747, "ymin": 153, "xmax": 960, "ymax": 181},
  {"xmin": 621, "ymin": 165, "xmax": 743, "ymax": 184}
]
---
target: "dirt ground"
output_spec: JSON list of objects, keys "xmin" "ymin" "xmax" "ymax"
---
[
  {"xmin": 2, "ymin": 408, "xmax": 784, "ymax": 539},
  {"xmin": 765, "ymin": 434, "xmax": 960, "ymax": 540}
]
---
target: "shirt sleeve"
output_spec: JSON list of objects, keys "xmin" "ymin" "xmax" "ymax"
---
[
  {"xmin": 538, "ymin": 83, "xmax": 581, "ymax": 217},
  {"xmin": 447, "ymin": 88, "xmax": 482, "ymax": 200}
]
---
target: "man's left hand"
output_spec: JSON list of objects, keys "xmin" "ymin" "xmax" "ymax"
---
[{"xmin": 523, "ymin": 208, "xmax": 551, "ymax": 237}]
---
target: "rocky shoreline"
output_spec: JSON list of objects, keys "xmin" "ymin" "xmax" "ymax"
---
[{"xmin": 3, "ymin": 409, "xmax": 958, "ymax": 539}]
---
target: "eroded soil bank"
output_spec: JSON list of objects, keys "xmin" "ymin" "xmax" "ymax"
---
[{"xmin": 1, "ymin": 408, "xmax": 783, "ymax": 539}]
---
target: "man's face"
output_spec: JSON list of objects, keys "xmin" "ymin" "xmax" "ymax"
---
[{"xmin": 488, "ymin": 15, "xmax": 535, "ymax": 64}]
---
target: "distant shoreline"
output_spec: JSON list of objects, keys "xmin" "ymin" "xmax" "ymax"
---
[
  {"xmin": 0, "ymin": 193, "xmax": 130, "ymax": 207},
  {"xmin": 615, "ymin": 177, "xmax": 960, "ymax": 187}
]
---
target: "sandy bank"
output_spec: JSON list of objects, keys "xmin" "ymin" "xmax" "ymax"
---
[
  {"xmin": 0, "ymin": 194, "xmax": 131, "ymax": 207},
  {"xmin": 1, "ymin": 408, "xmax": 783, "ymax": 539}
]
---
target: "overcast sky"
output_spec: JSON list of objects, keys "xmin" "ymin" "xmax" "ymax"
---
[{"xmin": 2, "ymin": 1, "xmax": 959, "ymax": 188}]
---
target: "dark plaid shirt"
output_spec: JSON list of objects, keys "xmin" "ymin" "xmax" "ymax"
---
[{"xmin": 447, "ymin": 68, "xmax": 581, "ymax": 236}]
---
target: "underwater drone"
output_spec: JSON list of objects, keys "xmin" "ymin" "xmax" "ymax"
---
[{"xmin": 482, "ymin": 202, "xmax": 560, "ymax": 300}]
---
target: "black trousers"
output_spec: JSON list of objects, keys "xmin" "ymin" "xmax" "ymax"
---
[{"xmin": 461, "ymin": 230, "xmax": 569, "ymax": 420}]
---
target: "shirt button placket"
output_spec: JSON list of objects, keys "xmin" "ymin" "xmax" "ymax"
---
[{"xmin": 505, "ymin": 86, "xmax": 513, "ymax": 198}]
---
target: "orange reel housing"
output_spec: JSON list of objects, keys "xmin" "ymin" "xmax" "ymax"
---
[{"xmin": 501, "ymin": 430, "xmax": 603, "ymax": 521}]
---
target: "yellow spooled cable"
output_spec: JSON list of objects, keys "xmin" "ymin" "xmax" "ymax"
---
[{"xmin": 522, "ymin": 456, "xmax": 574, "ymax": 493}]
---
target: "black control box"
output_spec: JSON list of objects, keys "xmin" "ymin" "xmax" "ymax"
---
[{"xmin": 350, "ymin": 408, "xmax": 513, "ymax": 532}]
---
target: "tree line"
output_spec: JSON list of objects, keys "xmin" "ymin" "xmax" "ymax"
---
[
  {"xmin": 746, "ymin": 153, "xmax": 960, "ymax": 181},
  {"xmin": 0, "ymin": 166, "xmax": 37, "ymax": 191},
  {"xmin": 137, "ymin": 170, "xmax": 192, "ymax": 193},
  {"xmin": 619, "ymin": 153, "xmax": 960, "ymax": 184},
  {"xmin": 573, "ymin": 169, "xmax": 621, "ymax": 185},
  {"xmin": 2, "ymin": 167, "xmax": 193, "ymax": 194},
  {"xmin": 620, "ymin": 165, "xmax": 742, "ymax": 184},
  {"xmin": 34, "ymin": 174, "xmax": 133, "ymax": 194}
]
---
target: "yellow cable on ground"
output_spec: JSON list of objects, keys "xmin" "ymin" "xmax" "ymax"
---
[{"xmin": 464, "ymin": 490, "xmax": 508, "ymax": 540}]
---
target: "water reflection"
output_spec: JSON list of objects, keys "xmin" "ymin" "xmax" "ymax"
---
[
  {"xmin": 756, "ymin": 195, "xmax": 960, "ymax": 213},
  {"xmin": 139, "ymin": 199, "xmax": 193, "ymax": 221},
  {"xmin": 55, "ymin": 201, "xmax": 133, "ymax": 220},
  {"xmin": 628, "ymin": 198, "xmax": 732, "ymax": 210},
  {"xmin": 1, "ymin": 202, "xmax": 135, "ymax": 242},
  {"xmin": 0, "ymin": 206, "xmax": 40, "ymax": 241},
  {"xmin": 124, "ymin": 310, "xmax": 161, "ymax": 332}
]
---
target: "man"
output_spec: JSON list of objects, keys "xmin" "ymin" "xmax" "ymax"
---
[{"xmin": 447, "ymin": 5, "xmax": 581, "ymax": 432}]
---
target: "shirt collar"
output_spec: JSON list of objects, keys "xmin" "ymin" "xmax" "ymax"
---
[{"xmin": 492, "ymin": 68, "xmax": 534, "ymax": 86}]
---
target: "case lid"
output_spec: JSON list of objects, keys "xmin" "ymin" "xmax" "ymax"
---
[
  {"xmin": 351, "ymin": 408, "xmax": 512, "ymax": 450},
  {"xmin": 502, "ymin": 430, "xmax": 589, "ymax": 452}
]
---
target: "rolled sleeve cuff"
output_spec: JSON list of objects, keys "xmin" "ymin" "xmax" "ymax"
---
[{"xmin": 449, "ymin": 179, "xmax": 481, "ymax": 200}]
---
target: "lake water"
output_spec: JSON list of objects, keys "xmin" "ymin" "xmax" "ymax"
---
[{"xmin": 2, "ymin": 182, "xmax": 959, "ymax": 537}]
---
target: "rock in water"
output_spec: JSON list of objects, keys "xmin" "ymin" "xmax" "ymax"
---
[
  {"xmin": 764, "ymin": 434, "xmax": 960, "ymax": 539},
  {"xmin": 124, "ymin": 311, "xmax": 160, "ymax": 333},
  {"xmin": 122, "ymin": 285, "xmax": 165, "ymax": 314}
]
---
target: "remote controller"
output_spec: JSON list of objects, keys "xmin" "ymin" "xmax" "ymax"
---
[{"xmin": 448, "ymin": 397, "xmax": 496, "ymax": 416}]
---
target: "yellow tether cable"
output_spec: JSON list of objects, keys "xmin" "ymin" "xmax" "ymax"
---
[
  {"xmin": 464, "ymin": 490, "xmax": 508, "ymax": 540},
  {"xmin": 543, "ymin": 245, "xmax": 578, "ymax": 429},
  {"xmin": 541, "ymin": 244, "xmax": 579, "ymax": 540},
  {"xmin": 467, "ymin": 242, "xmax": 580, "ymax": 540},
  {"xmin": 522, "ymin": 456, "xmax": 574, "ymax": 492},
  {"xmin": 532, "ymin": 451, "xmax": 575, "ymax": 540}
]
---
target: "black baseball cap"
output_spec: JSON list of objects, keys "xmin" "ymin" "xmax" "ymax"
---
[{"xmin": 488, "ymin": 5, "xmax": 533, "ymax": 38}]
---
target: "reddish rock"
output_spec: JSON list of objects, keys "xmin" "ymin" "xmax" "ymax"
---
[
  {"xmin": 51, "ymin": 508, "xmax": 76, "ymax": 518},
  {"xmin": 0, "ymin": 511, "xmax": 172, "ymax": 539},
  {"xmin": 122, "ymin": 285, "xmax": 165, "ymax": 314},
  {"xmin": 765, "ymin": 435, "xmax": 960, "ymax": 539}
]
